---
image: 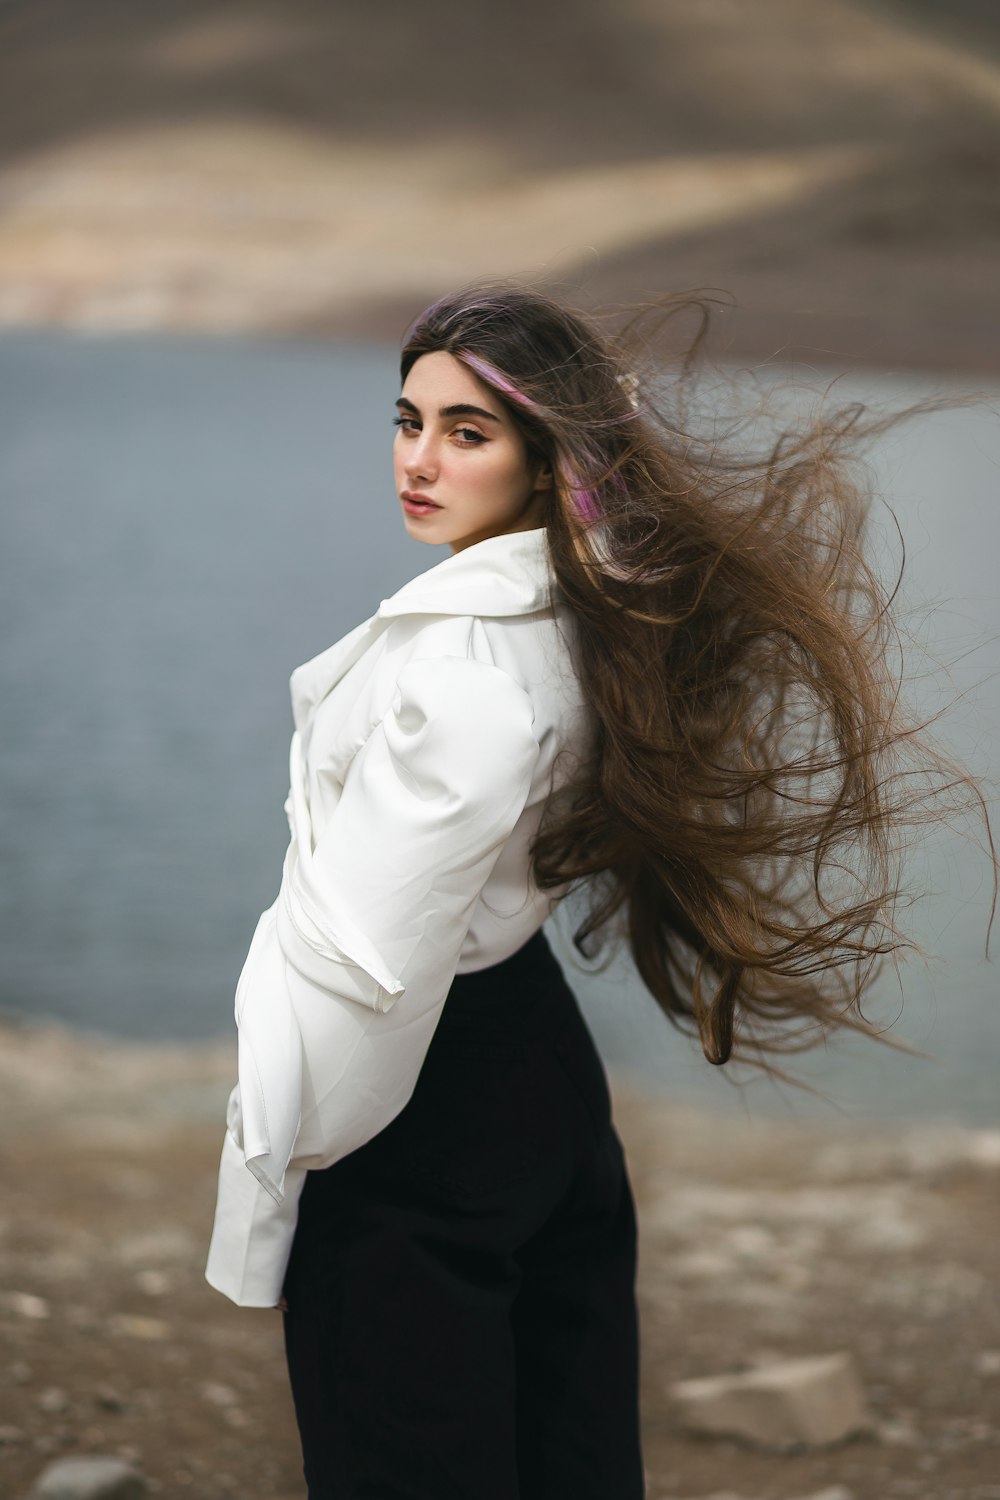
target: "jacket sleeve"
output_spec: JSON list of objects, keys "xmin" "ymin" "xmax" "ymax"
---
[{"xmin": 206, "ymin": 655, "xmax": 541, "ymax": 1307}]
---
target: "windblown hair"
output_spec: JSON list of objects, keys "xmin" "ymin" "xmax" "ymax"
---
[{"xmin": 401, "ymin": 284, "xmax": 994, "ymax": 1071}]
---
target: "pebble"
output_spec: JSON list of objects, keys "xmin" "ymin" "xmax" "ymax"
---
[
  {"xmin": 876, "ymin": 1415, "xmax": 921, "ymax": 1447},
  {"xmin": 795, "ymin": 1489, "xmax": 855, "ymax": 1500},
  {"xmin": 6, "ymin": 1291, "xmax": 50, "ymax": 1320},
  {"xmin": 107, "ymin": 1314, "xmax": 169, "ymax": 1341},
  {"xmin": 0, "ymin": 1423, "xmax": 25, "ymax": 1444},
  {"xmin": 26, "ymin": 1455, "xmax": 147, "ymax": 1500},
  {"xmin": 673, "ymin": 1491, "xmax": 854, "ymax": 1500},
  {"xmin": 133, "ymin": 1270, "xmax": 170, "ymax": 1297},
  {"xmin": 38, "ymin": 1386, "xmax": 70, "ymax": 1415},
  {"xmin": 669, "ymin": 1350, "xmax": 870, "ymax": 1450},
  {"xmin": 198, "ymin": 1381, "xmax": 237, "ymax": 1408},
  {"xmin": 94, "ymin": 1384, "xmax": 127, "ymax": 1413},
  {"xmin": 976, "ymin": 1349, "xmax": 1000, "ymax": 1376}
]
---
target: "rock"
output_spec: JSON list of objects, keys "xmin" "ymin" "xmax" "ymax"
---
[
  {"xmin": 93, "ymin": 1385, "xmax": 127, "ymax": 1413},
  {"xmin": 107, "ymin": 1314, "xmax": 169, "ymax": 1342},
  {"xmin": 133, "ymin": 1270, "xmax": 170, "ymax": 1297},
  {"xmin": 793, "ymin": 1489, "xmax": 855, "ymax": 1500},
  {"xmin": 38, "ymin": 1387, "xmax": 69, "ymax": 1415},
  {"xmin": 198, "ymin": 1380, "xmax": 237, "ymax": 1408},
  {"xmin": 975, "ymin": 1349, "xmax": 1000, "ymax": 1376},
  {"xmin": 25, "ymin": 1456, "xmax": 147, "ymax": 1500},
  {"xmin": 675, "ymin": 1492, "xmax": 855, "ymax": 1500},
  {"xmin": 6, "ymin": 1291, "xmax": 50, "ymax": 1320},
  {"xmin": 674, "ymin": 1492, "xmax": 748, "ymax": 1500},
  {"xmin": 682, "ymin": 1492, "xmax": 747, "ymax": 1500},
  {"xmin": 876, "ymin": 1415, "xmax": 921, "ymax": 1447},
  {"xmin": 669, "ymin": 1351, "xmax": 871, "ymax": 1450},
  {"xmin": 0, "ymin": 1424, "xmax": 26, "ymax": 1444}
]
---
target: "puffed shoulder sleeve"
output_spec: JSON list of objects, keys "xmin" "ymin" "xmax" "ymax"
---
[{"xmin": 280, "ymin": 655, "xmax": 542, "ymax": 1005}]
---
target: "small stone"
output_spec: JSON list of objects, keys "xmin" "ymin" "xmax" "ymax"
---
[
  {"xmin": 681, "ymin": 1493, "xmax": 746, "ymax": 1500},
  {"xmin": 6, "ymin": 1290, "xmax": 50, "ymax": 1320},
  {"xmin": 134, "ymin": 1270, "xmax": 170, "ymax": 1297},
  {"xmin": 94, "ymin": 1385, "xmax": 127, "ymax": 1413},
  {"xmin": 8, "ymin": 1360, "xmax": 32, "ymax": 1384},
  {"xmin": 66, "ymin": 1306, "xmax": 101, "ymax": 1331},
  {"xmin": 198, "ymin": 1381, "xmax": 237, "ymax": 1407},
  {"xmin": 975, "ymin": 1349, "xmax": 1000, "ymax": 1377},
  {"xmin": 877, "ymin": 1416, "xmax": 921, "ymax": 1447},
  {"xmin": 793, "ymin": 1489, "xmax": 855, "ymax": 1500},
  {"xmin": 26, "ymin": 1455, "xmax": 147, "ymax": 1499},
  {"xmin": 107, "ymin": 1314, "xmax": 169, "ymax": 1341},
  {"xmin": 0, "ymin": 1423, "xmax": 25, "ymax": 1444},
  {"xmin": 669, "ymin": 1351, "xmax": 871, "ymax": 1450},
  {"xmin": 38, "ymin": 1386, "xmax": 70, "ymax": 1415}
]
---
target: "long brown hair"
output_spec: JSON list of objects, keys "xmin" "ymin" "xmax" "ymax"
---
[{"xmin": 401, "ymin": 284, "xmax": 995, "ymax": 1071}]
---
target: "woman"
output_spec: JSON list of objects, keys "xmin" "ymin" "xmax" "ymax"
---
[{"xmin": 206, "ymin": 285, "xmax": 991, "ymax": 1498}]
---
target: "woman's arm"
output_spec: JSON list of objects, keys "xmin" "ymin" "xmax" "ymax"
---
[{"xmin": 207, "ymin": 654, "xmax": 542, "ymax": 1307}]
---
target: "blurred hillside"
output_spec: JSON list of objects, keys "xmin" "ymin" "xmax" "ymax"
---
[{"xmin": 1, "ymin": 0, "xmax": 999, "ymax": 367}]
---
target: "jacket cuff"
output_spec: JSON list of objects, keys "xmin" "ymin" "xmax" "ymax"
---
[{"xmin": 204, "ymin": 1129, "xmax": 306, "ymax": 1307}]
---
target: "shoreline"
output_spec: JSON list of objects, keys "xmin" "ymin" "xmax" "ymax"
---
[{"xmin": 3, "ymin": 304, "xmax": 1000, "ymax": 384}]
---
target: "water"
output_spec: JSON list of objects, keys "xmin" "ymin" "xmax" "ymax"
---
[{"xmin": 2, "ymin": 329, "xmax": 997, "ymax": 1122}]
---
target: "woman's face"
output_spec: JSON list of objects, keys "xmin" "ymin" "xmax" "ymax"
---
[{"xmin": 393, "ymin": 351, "xmax": 551, "ymax": 553}]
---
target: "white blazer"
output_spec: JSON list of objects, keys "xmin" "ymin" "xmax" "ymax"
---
[{"xmin": 205, "ymin": 527, "xmax": 592, "ymax": 1306}]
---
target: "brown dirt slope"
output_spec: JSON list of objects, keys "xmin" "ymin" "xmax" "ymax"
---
[{"xmin": 1, "ymin": 1, "xmax": 999, "ymax": 369}]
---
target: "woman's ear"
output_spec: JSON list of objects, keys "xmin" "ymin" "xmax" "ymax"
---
[{"xmin": 533, "ymin": 462, "xmax": 554, "ymax": 492}]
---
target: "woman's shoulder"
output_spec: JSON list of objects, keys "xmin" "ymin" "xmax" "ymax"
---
[{"xmin": 384, "ymin": 606, "xmax": 581, "ymax": 708}]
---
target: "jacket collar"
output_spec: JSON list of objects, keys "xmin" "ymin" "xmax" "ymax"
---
[
  {"xmin": 376, "ymin": 527, "xmax": 554, "ymax": 619},
  {"xmin": 290, "ymin": 528, "xmax": 555, "ymax": 733}
]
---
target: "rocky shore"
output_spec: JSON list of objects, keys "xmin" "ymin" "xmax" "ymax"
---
[{"xmin": 1, "ymin": 1018, "xmax": 998, "ymax": 1499}]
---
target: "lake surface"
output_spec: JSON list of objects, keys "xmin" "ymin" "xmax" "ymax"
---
[{"xmin": 2, "ymin": 329, "xmax": 997, "ymax": 1122}]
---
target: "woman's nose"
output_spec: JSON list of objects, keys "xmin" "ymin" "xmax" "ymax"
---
[{"xmin": 405, "ymin": 432, "xmax": 439, "ymax": 483}]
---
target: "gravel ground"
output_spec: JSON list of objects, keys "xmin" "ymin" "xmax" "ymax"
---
[{"xmin": 1, "ymin": 1019, "xmax": 998, "ymax": 1499}]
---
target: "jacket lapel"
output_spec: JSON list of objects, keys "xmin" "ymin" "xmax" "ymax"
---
[
  {"xmin": 289, "ymin": 529, "xmax": 553, "ymax": 730},
  {"xmin": 289, "ymin": 615, "xmax": 384, "ymax": 734}
]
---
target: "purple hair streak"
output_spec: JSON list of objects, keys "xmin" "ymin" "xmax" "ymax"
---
[
  {"xmin": 456, "ymin": 350, "xmax": 605, "ymax": 524},
  {"xmin": 457, "ymin": 351, "xmax": 542, "ymax": 413}
]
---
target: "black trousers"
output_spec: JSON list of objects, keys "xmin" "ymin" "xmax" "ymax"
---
[{"xmin": 281, "ymin": 926, "xmax": 645, "ymax": 1500}]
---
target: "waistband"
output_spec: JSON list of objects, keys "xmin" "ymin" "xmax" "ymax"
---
[{"xmin": 440, "ymin": 926, "xmax": 580, "ymax": 1037}]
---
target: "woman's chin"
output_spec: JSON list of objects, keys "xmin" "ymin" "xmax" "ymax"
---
[{"xmin": 403, "ymin": 515, "xmax": 451, "ymax": 545}]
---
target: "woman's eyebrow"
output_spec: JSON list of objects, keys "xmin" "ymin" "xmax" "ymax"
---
[{"xmin": 395, "ymin": 397, "xmax": 501, "ymax": 423}]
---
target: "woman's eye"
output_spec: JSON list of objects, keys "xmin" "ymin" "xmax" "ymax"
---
[
  {"xmin": 393, "ymin": 416, "xmax": 419, "ymax": 433},
  {"xmin": 454, "ymin": 426, "xmax": 486, "ymax": 445}
]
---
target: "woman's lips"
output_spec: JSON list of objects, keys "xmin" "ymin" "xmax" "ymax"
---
[{"xmin": 401, "ymin": 492, "xmax": 442, "ymax": 517}]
